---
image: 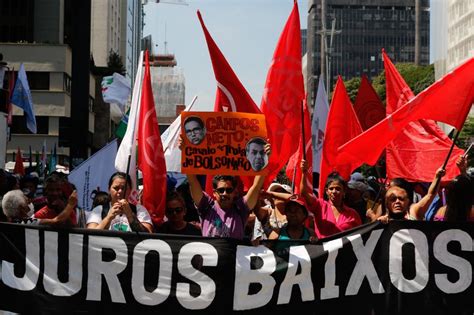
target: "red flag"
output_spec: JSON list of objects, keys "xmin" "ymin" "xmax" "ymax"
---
[
  {"xmin": 320, "ymin": 77, "xmax": 362, "ymax": 189},
  {"xmin": 353, "ymin": 75, "xmax": 385, "ymax": 130},
  {"xmin": 197, "ymin": 11, "xmax": 260, "ymax": 194},
  {"xmin": 286, "ymin": 98, "xmax": 312, "ymax": 194},
  {"xmin": 137, "ymin": 50, "xmax": 167, "ymax": 227},
  {"xmin": 337, "ymin": 57, "xmax": 474, "ymax": 168},
  {"xmin": 261, "ymin": 1, "xmax": 305, "ymax": 186},
  {"xmin": 14, "ymin": 147, "xmax": 25, "ymax": 176},
  {"xmin": 197, "ymin": 11, "xmax": 261, "ymax": 114},
  {"xmin": 383, "ymin": 50, "xmax": 464, "ymax": 182}
]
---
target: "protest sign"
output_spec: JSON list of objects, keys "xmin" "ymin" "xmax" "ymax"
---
[{"xmin": 181, "ymin": 111, "xmax": 268, "ymax": 175}]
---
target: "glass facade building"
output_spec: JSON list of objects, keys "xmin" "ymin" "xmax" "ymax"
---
[{"xmin": 307, "ymin": 0, "xmax": 430, "ymax": 105}]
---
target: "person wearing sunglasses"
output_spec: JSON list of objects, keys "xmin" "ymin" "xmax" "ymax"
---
[
  {"xmin": 186, "ymin": 143, "xmax": 271, "ymax": 240},
  {"xmin": 156, "ymin": 191, "xmax": 201, "ymax": 236},
  {"xmin": 377, "ymin": 167, "xmax": 446, "ymax": 223}
]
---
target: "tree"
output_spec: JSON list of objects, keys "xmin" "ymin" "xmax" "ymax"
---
[
  {"xmin": 107, "ymin": 50, "xmax": 126, "ymax": 76},
  {"xmin": 458, "ymin": 115, "xmax": 474, "ymax": 167},
  {"xmin": 344, "ymin": 63, "xmax": 435, "ymax": 105}
]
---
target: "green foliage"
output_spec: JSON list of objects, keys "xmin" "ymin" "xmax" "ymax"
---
[
  {"xmin": 375, "ymin": 63, "xmax": 435, "ymax": 102},
  {"xmin": 344, "ymin": 77, "xmax": 361, "ymax": 103},
  {"xmin": 107, "ymin": 50, "xmax": 126, "ymax": 75},
  {"xmin": 458, "ymin": 115, "xmax": 474, "ymax": 167}
]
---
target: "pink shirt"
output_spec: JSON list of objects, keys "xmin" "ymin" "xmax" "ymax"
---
[{"xmin": 306, "ymin": 196, "xmax": 362, "ymax": 238}]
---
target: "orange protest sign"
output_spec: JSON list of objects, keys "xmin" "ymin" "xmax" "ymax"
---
[{"xmin": 181, "ymin": 112, "xmax": 268, "ymax": 175}]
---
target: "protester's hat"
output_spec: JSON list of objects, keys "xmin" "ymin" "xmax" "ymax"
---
[
  {"xmin": 350, "ymin": 172, "xmax": 365, "ymax": 182},
  {"xmin": 286, "ymin": 195, "xmax": 309, "ymax": 216},
  {"xmin": 348, "ymin": 172, "xmax": 369, "ymax": 192},
  {"xmin": 348, "ymin": 181, "xmax": 370, "ymax": 192},
  {"xmin": 268, "ymin": 182, "xmax": 293, "ymax": 194}
]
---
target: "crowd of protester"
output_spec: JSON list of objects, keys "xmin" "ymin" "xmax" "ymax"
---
[{"xmin": 0, "ymin": 152, "xmax": 472, "ymax": 244}]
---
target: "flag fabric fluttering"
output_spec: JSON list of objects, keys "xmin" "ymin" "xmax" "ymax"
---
[
  {"xmin": 68, "ymin": 140, "xmax": 118, "ymax": 211},
  {"xmin": 260, "ymin": 0, "xmax": 305, "ymax": 187},
  {"xmin": 197, "ymin": 11, "xmax": 261, "ymax": 194},
  {"xmin": 197, "ymin": 11, "xmax": 261, "ymax": 114},
  {"xmin": 115, "ymin": 108, "xmax": 130, "ymax": 139},
  {"xmin": 320, "ymin": 76, "xmax": 362, "ymax": 190},
  {"xmin": 312, "ymin": 76, "xmax": 329, "ymax": 176},
  {"xmin": 161, "ymin": 96, "xmax": 197, "ymax": 172},
  {"xmin": 353, "ymin": 75, "xmax": 385, "ymax": 131},
  {"xmin": 48, "ymin": 144, "xmax": 57, "ymax": 174},
  {"xmin": 115, "ymin": 51, "xmax": 144, "ymax": 203},
  {"xmin": 286, "ymin": 99, "xmax": 313, "ymax": 194},
  {"xmin": 10, "ymin": 63, "xmax": 37, "ymax": 133},
  {"xmin": 337, "ymin": 57, "xmax": 474, "ymax": 168},
  {"xmin": 101, "ymin": 72, "xmax": 132, "ymax": 110},
  {"xmin": 383, "ymin": 50, "xmax": 464, "ymax": 181},
  {"xmin": 13, "ymin": 147, "xmax": 25, "ymax": 176},
  {"xmin": 137, "ymin": 50, "xmax": 167, "ymax": 227}
]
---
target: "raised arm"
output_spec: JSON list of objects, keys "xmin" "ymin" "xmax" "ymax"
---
[
  {"xmin": 299, "ymin": 159, "xmax": 317, "ymax": 205},
  {"xmin": 456, "ymin": 154, "xmax": 468, "ymax": 175},
  {"xmin": 179, "ymin": 135, "xmax": 204, "ymax": 205},
  {"xmin": 187, "ymin": 174, "xmax": 204, "ymax": 206},
  {"xmin": 410, "ymin": 167, "xmax": 446, "ymax": 220},
  {"xmin": 244, "ymin": 143, "xmax": 271, "ymax": 210},
  {"xmin": 40, "ymin": 191, "xmax": 77, "ymax": 226}
]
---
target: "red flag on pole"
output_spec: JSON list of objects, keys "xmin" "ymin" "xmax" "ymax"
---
[
  {"xmin": 383, "ymin": 50, "xmax": 464, "ymax": 181},
  {"xmin": 197, "ymin": 11, "xmax": 261, "ymax": 114},
  {"xmin": 286, "ymin": 98, "xmax": 312, "ymax": 194},
  {"xmin": 353, "ymin": 75, "xmax": 385, "ymax": 131},
  {"xmin": 137, "ymin": 50, "xmax": 167, "ymax": 227},
  {"xmin": 14, "ymin": 147, "xmax": 25, "ymax": 176},
  {"xmin": 320, "ymin": 77, "xmax": 362, "ymax": 189},
  {"xmin": 337, "ymin": 57, "xmax": 474, "ymax": 168},
  {"xmin": 197, "ymin": 11, "xmax": 260, "ymax": 194},
  {"xmin": 261, "ymin": 0, "xmax": 305, "ymax": 186}
]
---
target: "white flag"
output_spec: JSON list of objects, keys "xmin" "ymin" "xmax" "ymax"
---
[
  {"xmin": 114, "ymin": 51, "xmax": 144, "ymax": 203},
  {"xmin": 161, "ymin": 96, "xmax": 197, "ymax": 172},
  {"xmin": 312, "ymin": 76, "xmax": 329, "ymax": 174},
  {"xmin": 102, "ymin": 72, "xmax": 131, "ymax": 110},
  {"xmin": 68, "ymin": 140, "xmax": 118, "ymax": 211}
]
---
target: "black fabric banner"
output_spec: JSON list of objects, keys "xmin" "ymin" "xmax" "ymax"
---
[{"xmin": 0, "ymin": 221, "xmax": 472, "ymax": 315}]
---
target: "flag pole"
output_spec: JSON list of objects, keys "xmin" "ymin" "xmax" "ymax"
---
[
  {"xmin": 429, "ymin": 127, "xmax": 463, "ymax": 192},
  {"xmin": 123, "ymin": 154, "xmax": 132, "ymax": 198},
  {"xmin": 441, "ymin": 128, "xmax": 462, "ymax": 171}
]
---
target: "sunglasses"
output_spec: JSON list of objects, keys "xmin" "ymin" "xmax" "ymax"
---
[
  {"xmin": 388, "ymin": 195, "xmax": 407, "ymax": 203},
  {"xmin": 215, "ymin": 187, "xmax": 234, "ymax": 194},
  {"xmin": 166, "ymin": 207, "xmax": 184, "ymax": 215}
]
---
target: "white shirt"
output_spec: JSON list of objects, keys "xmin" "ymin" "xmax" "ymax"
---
[{"xmin": 86, "ymin": 203, "xmax": 152, "ymax": 232}]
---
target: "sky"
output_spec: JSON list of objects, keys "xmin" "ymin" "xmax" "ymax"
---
[{"xmin": 143, "ymin": 0, "xmax": 308, "ymax": 111}]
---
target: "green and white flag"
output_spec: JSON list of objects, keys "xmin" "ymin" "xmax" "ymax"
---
[{"xmin": 101, "ymin": 72, "xmax": 131, "ymax": 110}]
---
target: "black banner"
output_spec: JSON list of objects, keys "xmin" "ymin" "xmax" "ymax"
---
[{"xmin": 0, "ymin": 221, "xmax": 472, "ymax": 314}]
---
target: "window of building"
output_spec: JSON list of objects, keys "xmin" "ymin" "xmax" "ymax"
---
[
  {"xmin": 63, "ymin": 73, "xmax": 72, "ymax": 94},
  {"xmin": 11, "ymin": 115, "xmax": 49, "ymax": 134},
  {"xmin": 26, "ymin": 72, "xmax": 49, "ymax": 90}
]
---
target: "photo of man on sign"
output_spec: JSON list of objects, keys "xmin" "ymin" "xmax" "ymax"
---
[
  {"xmin": 184, "ymin": 116, "xmax": 206, "ymax": 145},
  {"xmin": 245, "ymin": 137, "xmax": 268, "ymax": 171},
  {"xmin": 181, "ymin": 111, "xmax": 268, "ymax": 176}
]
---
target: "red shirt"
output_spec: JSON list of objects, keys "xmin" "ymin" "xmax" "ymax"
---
[{"xmin": 34, "ymin": 205, "xmax": 77, "ymax": 226}]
